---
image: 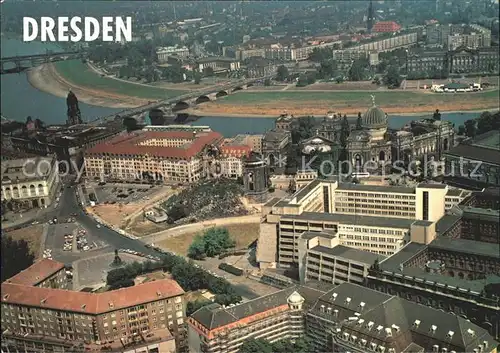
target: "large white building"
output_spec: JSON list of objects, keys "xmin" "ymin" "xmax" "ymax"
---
[
  {"xmin": 1, "ymin": 156, "xmax": 60, "ymax": 210},
  {"xmin": 257, "ymin": 179, "xmax": 468, "ymax": 270},
  {"xmin": 156, "ymin": 46, "xmax": 190, "ymax": 63}
]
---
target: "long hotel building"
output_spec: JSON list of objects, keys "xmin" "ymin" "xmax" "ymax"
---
[
  {"xmin": 257, "ymin": 178, "xmax": 469, "ymax": 270},
  {"xmin": 1, "ymin": 259, "xmax": 187, "ymax": 353},
  {"xmin": 84, "ymin": 128, "xmax": 252, "ymax": 184}
]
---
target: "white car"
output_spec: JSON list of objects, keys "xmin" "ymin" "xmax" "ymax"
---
[
  {"xmin": 83, "ymin": 245, "xmax": 90, "ymax": 251},
  {"xmin": 96, "ymin": 224, "xmax": 101, "ymax": 229}
]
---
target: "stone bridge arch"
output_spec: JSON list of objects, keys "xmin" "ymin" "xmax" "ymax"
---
[
  {"xmin": 195, "ymin": 95, "xmax": 212, "ymax": 104},
  {"xmin": 172, "ymin": 101, "xmax": 190, "ymax": 111},
  {"xmin": 216, "ymin": 90, "xmax": 229, "ymax": 98}
]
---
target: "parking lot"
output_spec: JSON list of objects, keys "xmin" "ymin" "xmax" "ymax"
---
[
  {"xmin": 44, "ymin": 220, "xmax": 109, "ymax": 263},
  {"xmin": 73, "ymin": 252, "xmax": 147, "ymax": 289},
  {"xmin": 86, "ymin": 182, "xmax": 160, "ymax": 205}
]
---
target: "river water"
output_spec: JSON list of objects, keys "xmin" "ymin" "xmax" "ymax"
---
[{"xmin": 1, "ymin": 38, "xmax": 482, "ymax": 136}]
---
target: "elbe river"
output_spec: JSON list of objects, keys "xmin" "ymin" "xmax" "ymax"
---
[{"xmin": 1, "ymin": 38, "xmax": 481, "ymax": 137}]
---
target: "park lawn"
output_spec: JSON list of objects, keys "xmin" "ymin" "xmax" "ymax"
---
[
  {"xmin": 4, "ymin": 225, "xmax": 44, "ymax": 259},
  {"xmin": 157, "ymin": 223, "xmax": 259, "ymax": 256},
  {"xmin": 54, "ymin": 60, "xmax": 187, "ymax": 100},
  {"xmin": 218, "ymin": 89, "xmax": 500, "ymax": 106}
]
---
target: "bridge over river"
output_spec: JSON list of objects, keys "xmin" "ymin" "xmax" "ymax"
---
[{"xmin": 0, "ymin": 51, "xmax": 85, "ymax": 74}]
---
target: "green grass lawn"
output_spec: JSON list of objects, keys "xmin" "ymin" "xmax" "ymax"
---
[
  {"xmin": 54, "ymin": 60, "xmax": 187, "ymax": 100},
  {"xmin": 219, "ymin": 89, "xmax": 500, "ymax": 106}
]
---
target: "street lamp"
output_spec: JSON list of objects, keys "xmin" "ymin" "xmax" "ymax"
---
[{"xmin": 405, "ymin": 49, "xmax": 409, "ymax": 74}]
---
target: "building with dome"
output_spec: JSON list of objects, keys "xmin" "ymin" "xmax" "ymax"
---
[
  {"xmin": 274, "ymin": 98, "xmax": 456, "ymax": 171},
  {"xmin": 348, "ymin": 102, "xmax": 392, "ymax": 169}
]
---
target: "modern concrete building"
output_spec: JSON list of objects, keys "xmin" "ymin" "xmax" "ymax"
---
[
  {"xmin": 1, "ymin": 155, "xmax": 60, "ymax": 210},
  {"xmin": 1, "ymin": 262, "xmax": 187, "ymax": 353},
  {"xmin": 257, "ymin": 178, "xmax": 462, "ymax": 270}
]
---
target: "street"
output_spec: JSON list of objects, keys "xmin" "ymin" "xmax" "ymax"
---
[{"xmin": 50, "ymin": 186, "xmax": 265, "ymax": 299}]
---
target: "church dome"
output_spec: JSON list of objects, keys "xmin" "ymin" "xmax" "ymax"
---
[{"xmin": 362, "ymin": 105, "xmax": 387, "ymax": 129}]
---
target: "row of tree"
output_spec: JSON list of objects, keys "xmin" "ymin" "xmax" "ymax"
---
[
  {"xmin": 187, "ymin": 227, "xmax": 236, "ymax": 260},
  {"xmin": 106, "ymin": 250, "xmax": 242, "ymax": 307},
  {"xmin": 1, "ymin": 237, "xmax": 35, "ymax": 282},
  {"xmin": 459, "ymin": 111, "xmax": 500, "ymax": 138}
]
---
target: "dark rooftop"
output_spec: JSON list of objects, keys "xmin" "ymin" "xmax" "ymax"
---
[
  {"xmin": 309, "ymin": 245, "xmax": 385, "ymax": 264},
  {"xmin": 263, "ymin": 197, "xmax": 281, "ymax": 207},
  {"xmin": 379, "ymin": 242, "xmax": 428, "ymax": 271},
  {"xmin": 429, "ymin": 237, "xmax": 499, "ymax": 258},
  {"xmin": 445, "ymin": 143, "xmax": 500, "ymax": 165},
  {"xmin": 435, "ymin": 214, "xmax": 462, "ymax": 235},
  {"xmin": 294, "ymin": 179, "xmax": 321, "ymax": 201}
]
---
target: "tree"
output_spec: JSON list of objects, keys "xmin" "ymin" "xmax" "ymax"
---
[
  {"xmin": 309, "ymin": 47, "xmax": 333, "ymax": 62},
  {"xmin": 264, "ymin": 78, "xmax": 271, "ymax": 86},
  {"xmin": 458, "ymin": 125, "xmax": 466, "ymax": 135},
  {"xmin": 339, "ymin": 115, "xmax": 350, "ymax": 173},
  {"xmin": 187, "ymin": 235, "xmax": 206, "ymax": 260},
  {"xmin": 384, "ymin": 65, "xmax": 403, "ymax": 88},
  {"xmin": 238, "ymin": 338, "xmax": 274, "ymax": 353},
  {"xmin": 317, "ymin": 60, "xmax": 338, "ymax": 79},
  {"xmin": 203, "ymin": 67, "xmax": 214, "ymax": 77},
  {"xmin": 291, "ymin": 116, "xmax": 315, "ymax": 144},
  {"xmin": 464, "ymin": 119, "xmax": 477, "ymax": 138},
  {"xmin": 356, "ymin": 112, "xmax": 363, "ymax": 130},
  {"xmin": 348, "ymin": 59, "xmax": 368, "ymax": 81},
  {"xmin": 1, "ymin": 237, "xmax": 35, "ymax": 282},
  {"xmin": 432, "ymin": 109, "xmax": 441, "ymax": 121},
  {"xmin": 276, "ymin": 65, "xmax": 289, "ymax": 81},
  {"xmin": 186, "ymin": 299, "xmax": 211, "ymax": 316},
  {"xmin": 167, "ymin": 204, "xmax": 187, "ymax": 223},
  {"xmin": 477, "ymin": 111, "xmax": 500, "ymax": 135}
]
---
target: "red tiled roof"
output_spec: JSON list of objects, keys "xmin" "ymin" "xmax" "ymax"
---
[
  {"xmin": 85, "ymin": 130, "xmax": 224, "ymax": 160},
  {"xmin": 5, "ymin": 259, "xmax": 66, "ymax": 286},
  {"xmin": 1, "ymin": 279, "xmax": 185, "ymax": 314}
]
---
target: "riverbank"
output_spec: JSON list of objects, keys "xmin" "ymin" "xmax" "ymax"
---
[{"xmin": 28, "ymin": 58, "xmax": 499, "ymax": 115}]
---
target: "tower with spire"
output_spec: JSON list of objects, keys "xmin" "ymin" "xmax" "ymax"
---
[
  {"xmin": 66, "ymin": 89, "xmax": 82, "ymax": 125},
  {"xmin": 367, "ymin": 0, "xmax": 375, "ymax": 33}
]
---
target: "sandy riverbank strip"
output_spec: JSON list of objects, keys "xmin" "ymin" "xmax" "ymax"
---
[
  {"xmin": 26, "ymin": 64, "xmax": 149, "ymax": 109},
  {"xmin": 185, "ymin": 105, "xmax": 499, "ymax": 118}
]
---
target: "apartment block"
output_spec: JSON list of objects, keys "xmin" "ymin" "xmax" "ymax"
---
[
  {"xmin": 1, "ymin": 262, "xmax": 187, "ymax": 353},
  {"xmin": 4, "ymin": 259, "xmax": 69, "ymax": 290}
]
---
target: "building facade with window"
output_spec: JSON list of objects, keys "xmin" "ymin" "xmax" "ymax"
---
[
  {"xmin": 188, "ymin": 282, "xmax": 498, "ymax": 353},
  {"xmin": 1, "ymin": 264, "xmax": 187, "ymax": 353},
  {"xmin": 1, "ymin": 156, "xmax": 60, "ymax": 210}
]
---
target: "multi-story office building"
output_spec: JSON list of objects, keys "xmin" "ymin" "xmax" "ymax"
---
[
  {"xmin": 332, "ymin": 50, "xmax": 368, "ymax": 70},
  {"xmin": 444, "ymin": 130, "xmax": 500, "ymax": 189},
  {"xmin": 1, "ymin": 261, "xmax": 187, "ymax": 353},
  {"xmin": 1, "ymin": 156, "xmax": 60, "ymax": 210},
  {"xmin": 460, "ymin": 206, "xmax": 499, "ymax": 244},
  {"xmin": 188, "ymin": 282, "xmax": 498, "ymax": 353},
  {"xmin": 346, "ymin": 32, "xmax": 418, "ymax": 54},
  {"xmin": 84, "ymin": 129, "xmax": 225, "ymax": 184},
  {"xmin": 257, "ymin": 179, "xmax": 466, "ymax": 270},
  {"xmin": 425, "ymin": 23, "xmax": 491, "ymax": 49},
  {"xmin": 4, "ymin": 259, "xmax": 69, "ymax": 289}
]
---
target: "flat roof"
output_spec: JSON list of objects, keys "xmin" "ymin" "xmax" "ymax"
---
[
  {"xmin": 309, "ymin": 245, "xmax": 385, "ymax": 264},
  {"xmin": 417, "ymin": 183, "xmax": 447, "ymax": 189},
  {"xmin": 436, "ymin": 214, "xmax": 462, "ymax": 234},
  {"xmin": 429, "ymin": 237, "xmax": 500, "ymax": 258},
  {"xmin": 263, "ymin": 197, "xmax": 282, "ymax": 207},
  {"xmin": 294, "ymin": 179, "xmax": 321, "ymax": 201},
  {"xmin": 282, "ymin": 212, "xmax": 418, "ymax": 229},
  {"xmin": 336, "ymin": 183, "xmax": 415, "ymax": 194}
]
